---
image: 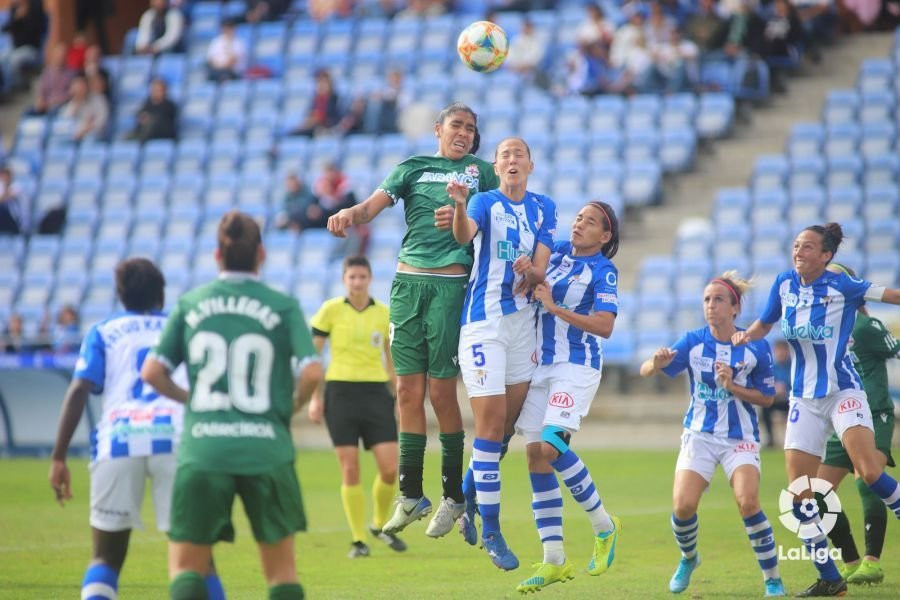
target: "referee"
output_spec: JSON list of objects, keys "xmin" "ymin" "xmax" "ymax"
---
[{"xmin": 308, "ymin": 255, "xmax": 406, "ymax": 558}]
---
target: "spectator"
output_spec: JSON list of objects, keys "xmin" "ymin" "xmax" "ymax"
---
[
  {"xmin": 66, "ymin": 30, "xmax": 88, "ymax": 72},
  {"xmin": 32, "ymin": 43, "xmax": 73, "ymax": 115},
  {"xmin": 60, "ymin": 74, "xmax": 109, "ymax": 142},
  {"xmin": 52, "ymin": 305, "xmax": 81, "ymax": 353},
  {"xmin": 75, "ymin": 0, "xmax": 112, "ymax": 54},
  {"xmin": 312, "ymin": 162, "xmax": 357, "ymax": 226},
  {"xmin": 789, "ymin": 0, "xmax": 837, "ymax": 59},
  {"xmin": 645, "ymin": 0, "xmax": 679, "ymax": 45},
  {"xmin": 610, "ymin": 3, "xmax": 647, "ymax": 70},
  {"xmin": 748, "ymin": 0, "xmax": 805, "ymax": 91},
  {"xmin": 395, "ymin": 0, "xmax": 447, "ymax": 18},
  {"xmin": 3, "ymin": 314, "xmax": 35, "ymax": 353},
  {"xmin": 128, "ymin": 78, "xmax": 177, "ymax": 142},
  {"xmin": 246, "ymin": 0, "xmax": 291, "ymax": 23},
  {"xmin": 335, "ymin": 97, "xmax": 368, "ymax": 136},
  {"xmin": 564, "ymin": 41, "xmax": 629, "ymax": 96},
  {"xmin": 505, "ymin": 18, "xmax": 548, "ymax": 85},
  {"xmin": 760, "ymin": 339, "xmax": 791, "ymax": 447},
  {"xmin": 575, "ymin": 3, "xmax": 616, "ymax": 48},
  {"xmin": 82, "ymin": 44, "xmax": 112, "ymax": 105},
  {"xmin": 0, "ymin": 0, "xmax": 46, "ymax": 91},
  {"xmin": 135, "ymin": 0, "xmax": 185, "ymax": 55},
  {"xmin": 651, "ymin": 29, "xmax": 700, "ymax": 92},
  {"xmin": 372, "ymin": 69, "xmax": 409, "ymax": 134},
  {"xmin": 274, "ymin": 172, "xmax": 319, "ymax": 232},
  {"xmin": 206, "ymin": 19, "xmax": 246, "ymax": 82},
  {"xmin": 289, "ymin": 69, "xmax": 340, "ymax": 136},
  {"xmin": 0, "ymin": 167, "xmax": 23, "ymax": 234},
  {"xmin": 682, "ymin": 0, "xmax": 729, "ymax": 54}
]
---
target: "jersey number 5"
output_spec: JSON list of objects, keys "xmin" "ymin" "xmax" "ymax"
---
[{"xmin": 189, "ymin": 332, "xmax": 274, "ymax": 413}]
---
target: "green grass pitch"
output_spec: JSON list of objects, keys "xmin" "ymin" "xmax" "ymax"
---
[{"xmin": 1, "ymin": 449, "xmax": 898, "ymax": 599}]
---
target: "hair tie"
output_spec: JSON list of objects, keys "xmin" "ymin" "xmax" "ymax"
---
[{"xmin": 711, "ymin": 278, "xmax": 740, "ymax": 303}]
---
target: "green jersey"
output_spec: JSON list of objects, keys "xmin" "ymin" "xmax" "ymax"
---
[
  {"xmin": 151, "ymin": 273, "xmax": 316, "ymax": 475},
  {"xmin": 378, "ymin": 154, "xmax": 499, "ymax": 269},
  {"xmin": 848, "ymin": 313, "xmax": 900, "ymax": 413}
]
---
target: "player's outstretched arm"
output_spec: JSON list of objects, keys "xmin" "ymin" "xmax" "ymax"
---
[
  {"xmin": 49, "ymin": 378, "xmax": 93, "ymax": 506},
  {"xmin": 640, "ymin": 348, "xmax": 677, "ymax": 377},
  {"xmin": 448, "ymin": 181, "xmax": 477, "ymax": 243},
  {"xmin": 141, "ymin": 358, "xmax": 189, "ymax": 404},
  {"xmin": 327, "ymin": 190, "xmax": 392, "ymax": 238},
  {"xmin": 878, "ymin": 287, "xmax": 900, "ymax": 305},
  {"xmin": 306, "ymin": 336, "xmax": 327, "ymax": 423},
  {"xmin": 732, "ymin": 320, "xmax": 772, "ymax": 346}
]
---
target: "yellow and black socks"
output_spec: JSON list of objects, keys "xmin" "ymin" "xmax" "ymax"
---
[
  {"xmin": 398, "ymin": 432, "xmax": 426, "ymax": 498},
  {"xmin": 341, "ymin": 484, "xmax": 368, "ymax": 543},
  {"xmin": 372, "ymin": 475, "xmax": 395, "ymax": 530}
]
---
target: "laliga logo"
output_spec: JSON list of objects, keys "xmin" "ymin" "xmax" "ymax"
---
[{"xmin": 778, "ymin": 476, "xmax": 842, "ymax": 540}]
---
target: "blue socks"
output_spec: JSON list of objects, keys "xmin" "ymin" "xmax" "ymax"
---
[{"xmin": 81, "ymin": 563, "xmax": 118, "ymax": 600}]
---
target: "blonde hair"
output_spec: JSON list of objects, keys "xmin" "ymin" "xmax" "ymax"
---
[{"xmin": 710, "ymin": 270, "xmax": 754, "ymax": 307}]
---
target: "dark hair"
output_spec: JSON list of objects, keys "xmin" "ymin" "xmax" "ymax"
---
[
  {"xmin": 343, "ymin": 255, "xmax": 371, "ymax": 273},
  {"xmin": 115, "ymin": 258, "xmax": 165, "ymax": 312},
  {"xmin": 437, "ymin": 102, "xmax": 480, "ymax": 154},
  {"xmin": 494, "ymin": 137, "xmax": 531, "ymax": 160},
  {"xmin": 218, "ymin": 210, "xmax": 262, "ymax": 272},
  {"xmin": 586, "ymin": 201, "xmax": 619, "ymax": 258},
  {"xmin": 803, "ymin": 222, "xmax": 843, "ymax": 261}
]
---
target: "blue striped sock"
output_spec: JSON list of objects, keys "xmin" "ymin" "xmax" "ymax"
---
[
  {"xmin": 795, "ymin": 506, "xmax": 841, "ymax": 582},
  {"xmin": 868, "ymin": 472, "xmax": 900, "ymax": 518},
  {"xmin": 671, "ymin": 513, "xmax": 699, "ymax": 559},
  {"xmin": 81, "ymin": 563, "xmax": 118, "ymax": 600},
  {"xmin": 463, "ymin": 459, "xmax": 476, "ymax": 506},
  {"xmin": 551, "ymin": 449, "xmax": 613, "ymax": 534},
  {"xmin": 473, "ymin": 438, "xmax": 502, "ymax": 536},
  {"xmin": 530, "ymin": 471, "xmax": 564, "ymax": 565},
  {"xmin": 206, "ymin": 573, "xmax": 226, "ymax": 600},
  {"xmin": 743, "ymin": 511, "xmax": 779, "ymax": 579}
]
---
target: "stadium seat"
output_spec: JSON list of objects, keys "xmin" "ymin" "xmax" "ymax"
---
[
  {"xmin": 625, "ymin": 94, "xmax": 661, "ymax": 130},
  {"xmin": 859, "ymin": 121, "xmax": 895, "ymax": 157},
  {"xmin": 712, "ymin": 188, "xmax": 750, "ymax": 227},
  {"xmin": 858, "ymin": 90, "xmax": 894, "ymax": 124},
  {"xmin": 825, "ymin": 155, "xmax": 862, "ymax": 188},
  {"xmin": 588, "ymin": 131, "xmax": 623, "ymax": 163},
  {"xmin": 661, "ymin": 93, "xmax": 697, "ymax": 130},
  {"xmin": 824, "ymin": 122, "xmax": 860, "ymax": 158},
  {"xmin": 660, "ymin": 128, "xmax": 696, "ymax": 173},
  {"xmin": 857, "ymin": 58, "xmax": 894, "ymax": 93},
  {"xmin": 622, "ymin": 161, "xmax": 661, "ymax": 207},
  {"xmin": 750, "ymin": 154, "xmax": 788, "ymax": 191},
  {"xmin": 786, "ymin": 122, "xmax": 824, "ymax": 158},
  {"xmin": 589, "ymin": 95, "xmax": 625, "ymax": 131},
  {"xmin": 822, "ymin": 89, "xmax": 859, "ymax": 125},
  {"xmin": 624, "ymin": 129, "xmax": 659, "ymax": 163},
  {"xmin": 863, "ymin": 153, "xmax": 898, "ymax": 187}
]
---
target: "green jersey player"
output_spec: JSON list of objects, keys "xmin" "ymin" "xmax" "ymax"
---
[
  {"xmin": 327, "ymin": 102, "xmax": 499, "ymax": 538},
  {"xmin": 142, "ymin": 211, "xmax": 321, "ymax": 600},
  {"xmin": 819, "ymin": 262, "xmax": 900, "ymax": 586}
]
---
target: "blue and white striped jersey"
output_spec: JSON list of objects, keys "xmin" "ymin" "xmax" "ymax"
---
[
  {"xmin": 461, "ymin": 188, "xmax": 557, "ymax": 325},
  {"xmin": 536, "ymin": 241, "xmax": 618, "ymax": 369},
  {"xmin": 662, "ymin": 327, "xmax": 774, "ymax": 442},
  {"xmin": 74, "ymin": 311, "xmax": 184, "ymax": 463},
  {"xmin": 760, "ymin": 269, "xmax": 871, "ymax": 399}
]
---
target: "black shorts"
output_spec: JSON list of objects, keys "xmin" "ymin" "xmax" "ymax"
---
[{"xmin": 324, "ymin": 381, "xmax": 398, "ymax": 449}]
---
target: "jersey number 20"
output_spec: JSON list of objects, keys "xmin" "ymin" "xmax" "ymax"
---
[{"xmin": 189, "ymin": 332, "xmax": 274, "ymax": 413}]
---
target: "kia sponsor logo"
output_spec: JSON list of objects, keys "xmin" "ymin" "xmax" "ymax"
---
[
  {"xmin": 838, "ymin": 398, "xmax": 862, "ymax": 413},
  {"xmin": 549, "ymin": 392, "xmax": 574, "ymax": 408}
]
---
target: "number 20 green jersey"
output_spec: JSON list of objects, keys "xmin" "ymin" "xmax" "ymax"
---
[{"xmin": 151, "ymin": 273, "xmax": 316, "ymax": 475}]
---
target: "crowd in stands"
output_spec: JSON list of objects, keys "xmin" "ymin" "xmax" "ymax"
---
[{"xmin": 2, "ymin": 305, "xmax": 80, "ymax": 355}]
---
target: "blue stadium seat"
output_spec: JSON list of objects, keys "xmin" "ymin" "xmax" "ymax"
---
[
  {"xmin": 751, "ymin": 189, "xmax": 788, "ymax": 225},
  {"xmin": 588, "ymin": 130, "xmax": 623, "ymax": 163},
  {"xmin": 589, "ymin": 95, "xmax": 625, "ymax": 131},
  {"xmin": 865, "ymin": 219, "xmax": 899, "ymax": 255},
  {"xmin": 622, "ymin": 162, "xmax": 661, "ymax": 206},
  {"xmin": 786, "ymin": 188, "xmax": 824, "ymax": 227},
  {"xmin": 674, "ymin": 257, "xmax": 712, "ymax": 296},
  {"xmin": 787, "ymin": 156, "xmax": 824, "ymax": 190},
  {"xmin": 865, "ymin": 253, "xmax": 899, "ymax": 287},
  {"xmin": 825, "ymin": 155, "xmax": 862, "ymax": 187},
  {"xmin": 863, "ymin": 153, "xmax": 898, "ymax": 187},
  {"xmin": 661, "ymin": 93, "xmax": 697, "ymax": 130},
  {"xmin": 625, "ymin": 95, "xmax": 661, "ymax": 130},
  {"xmin": 624, "ymin": 129, "xmax": 659, "ymax": 163},
  {"xmin": 750, "ymin": 154, "xmax": 788, "ymax": 191},
  {"xmin": 786, "ymin": 122, "xmax": 824, "ymax": 158},
  {"xmin": 824, "ymin": 122, "xmax": 860, "ymax": 158},
  {"xmin": 752, "ymin": 221, "xmax": 791, "ymax": 258},
  {"xmin": 859, "ymin": 121, "xmax": 895, "ymax": 157},
  {"xmin": 822, "ymin": 89, "xmax": 859, "ymax": 125},
  {"xmin": 586, "ymin": 163, "xmax": 622, "ymax": 199},
  {"xmin": 713, "ymin": 188, "xmax": 750, "ymax": 227},
  {"xmin": 635, "ymin": 295, "xmax": 674, "ymax": 331},
  {"xmin": 660, "ymin": 128, "xmax": 696, "ymax": 173},
  {"xmin": 857, "ymin": 58, "xmax": 894, "ymax": 93},
  {"xmin": 859, "ymin": 90, "xmax": 894, "ymax": 124}
]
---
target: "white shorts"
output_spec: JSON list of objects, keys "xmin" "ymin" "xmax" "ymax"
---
[
  {"xmin": 675, "ymin": 429, "xmax": 761, "ymax": 482},
  {"xmin": 784, "ymin": 389, "xmax": 874, "ymax": 457},
  {"xmin": 89, "ymin": 454, "xmax": 176, "ymax": 532},
  {"xmin": 459, "ymin": 307, "xmax": 537, "ymax": 397},
  {"xmin": 515, "ymin": 362, "xmax": 602, "ymax": 444}
]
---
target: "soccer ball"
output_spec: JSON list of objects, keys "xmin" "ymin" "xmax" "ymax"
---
[{"xmin": 456, "ymin": 21, "xmax": 508, "ymax": 73}]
